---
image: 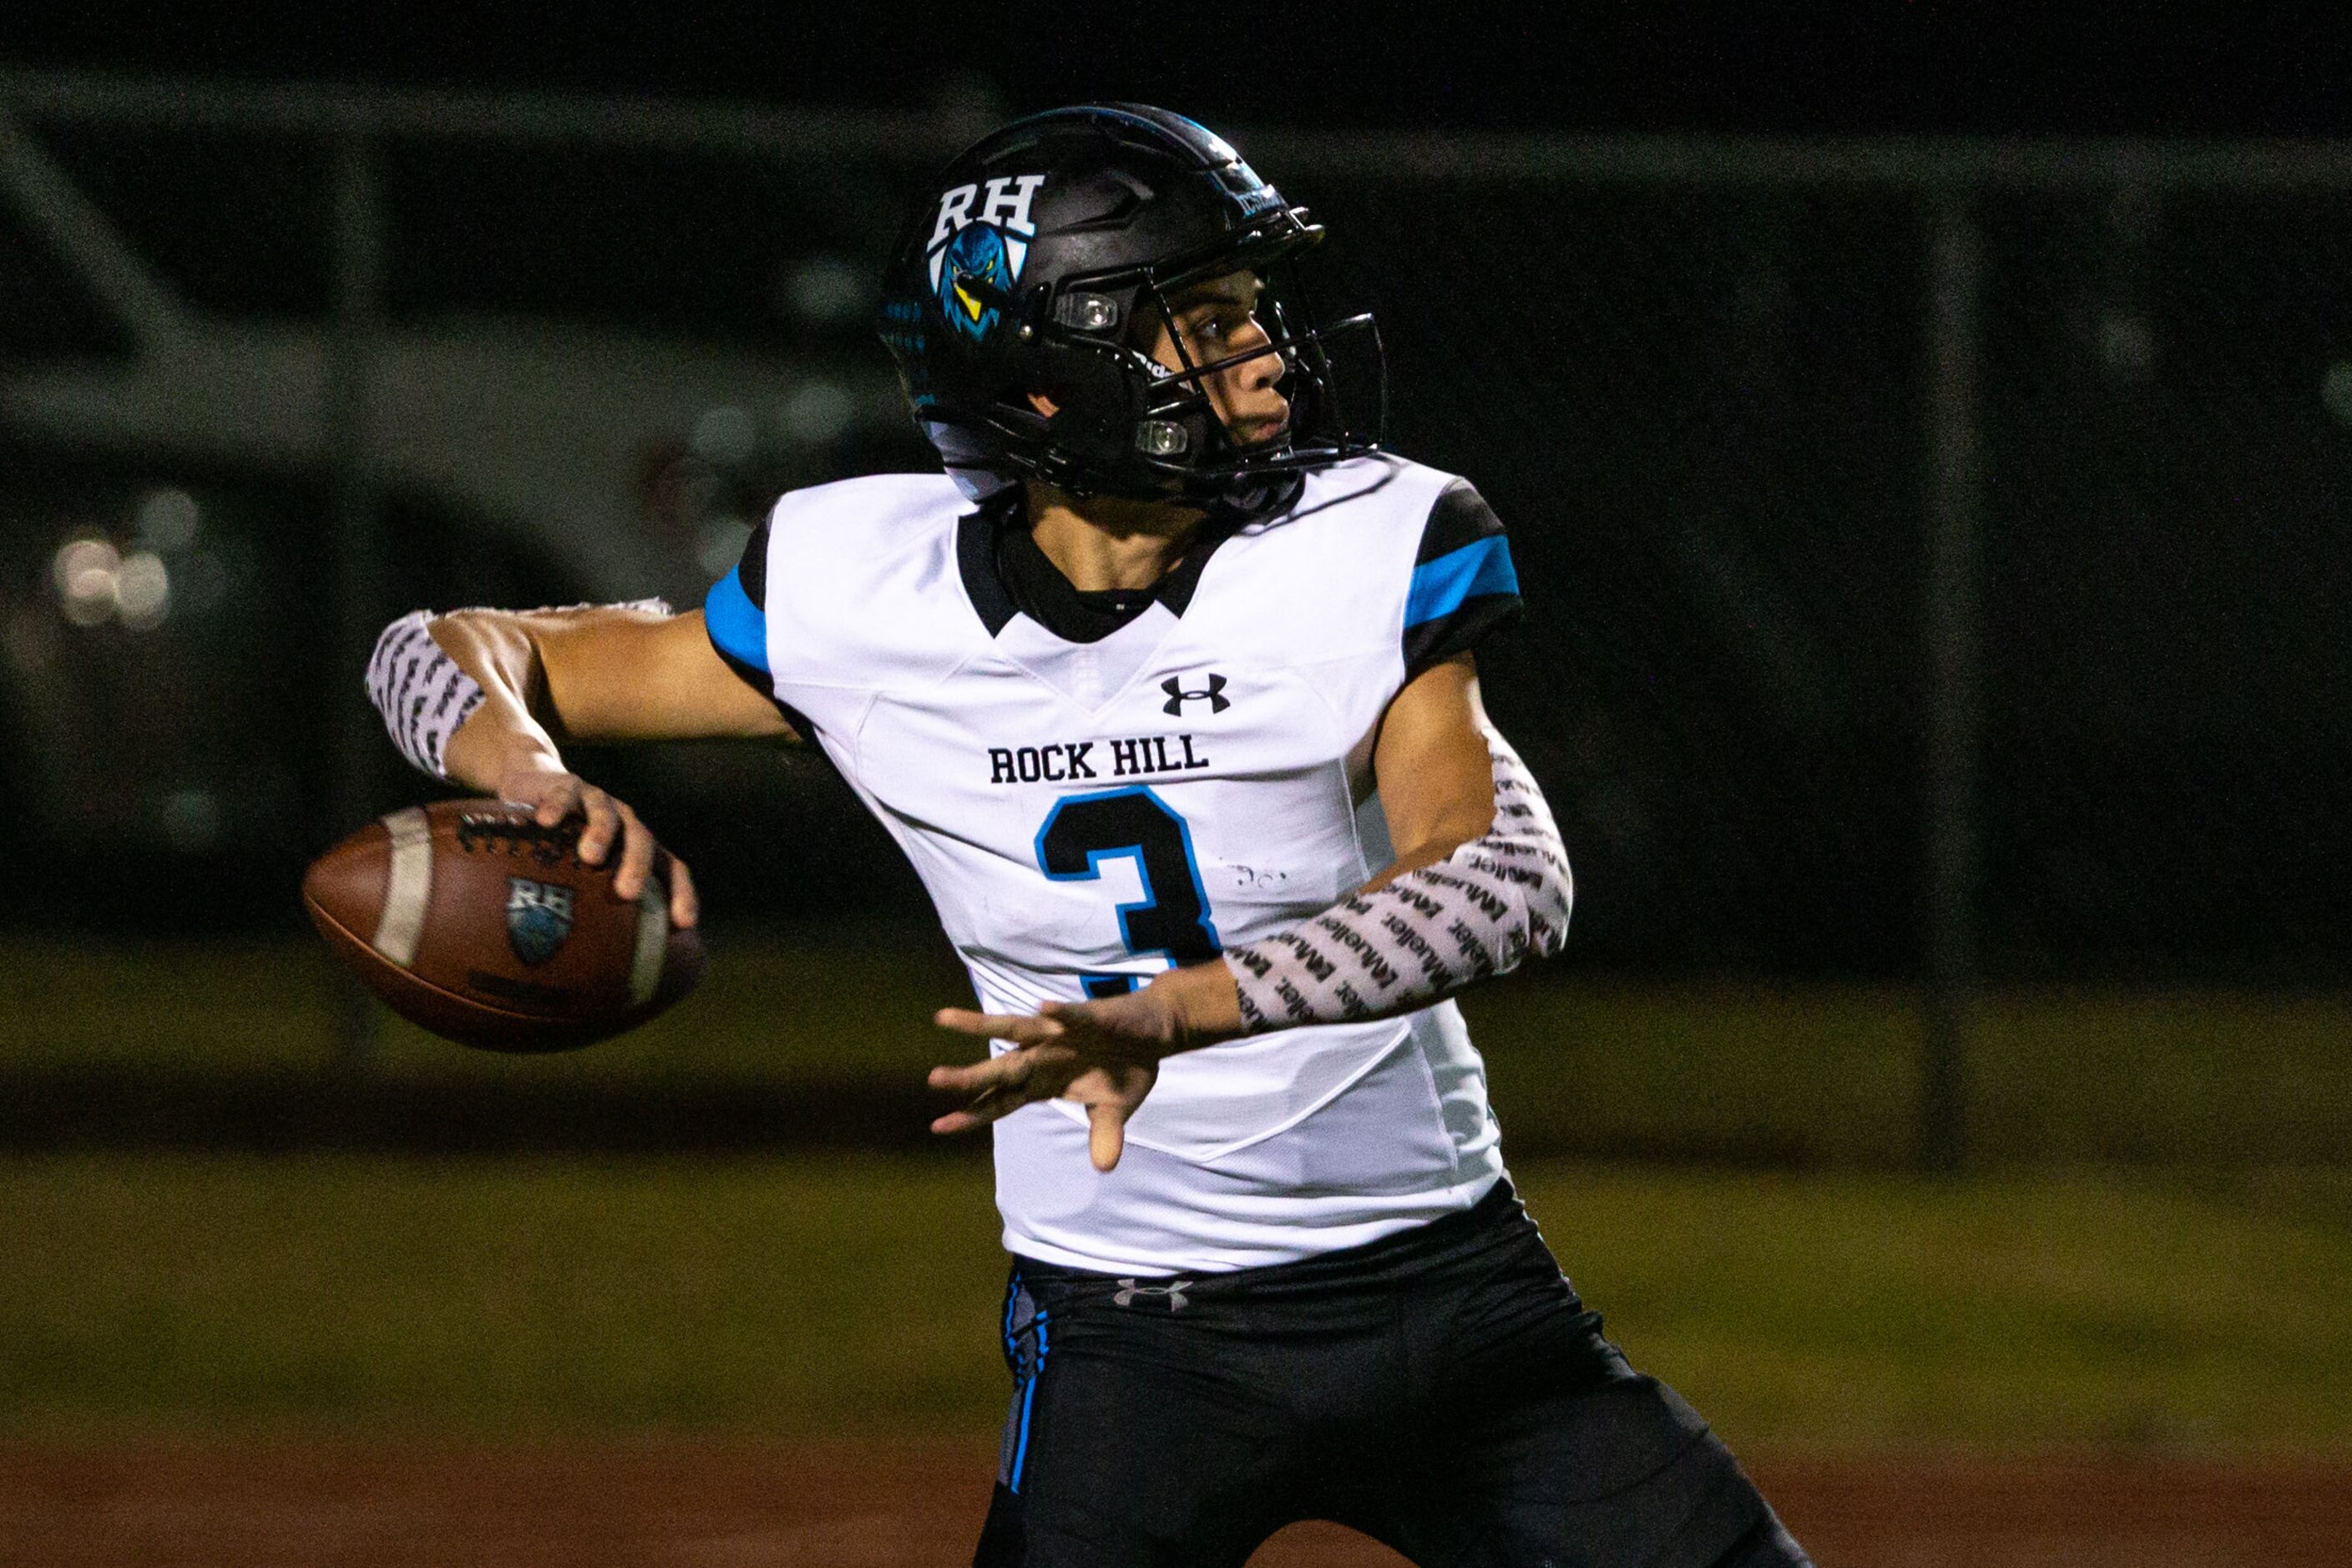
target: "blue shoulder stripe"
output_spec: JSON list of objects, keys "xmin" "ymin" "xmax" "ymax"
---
[
  {"xmin": 703, "ymin": 564, "xmax": 770, "ymax": 674},
  {"xmin": 1404, "ymin": 535, "xmax": 1519, "ymax": 629}
]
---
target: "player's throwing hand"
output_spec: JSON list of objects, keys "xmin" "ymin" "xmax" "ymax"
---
[
  {"xmin": 929, "ymin": 962, "xmax": 1243, "ymax": 1171},
  {"xmin": 497, "ymin": 766, "xmax": 699, "ymax": 928}
]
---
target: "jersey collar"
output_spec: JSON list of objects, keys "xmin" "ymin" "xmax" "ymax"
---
[{"xmin": 956, "ymin": 490, "xmax": 1247, "ymax": 644}]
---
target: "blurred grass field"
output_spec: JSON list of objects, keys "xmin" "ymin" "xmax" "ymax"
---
[
  {"xmin": 4, "ymin": 1153, "xmax": 2349, "ymax": 1454},
  {"xmin": 9, "ymin": 932, "xmax": 2352, "ymax": 1165},
  {"xmin": 11, "ymin": 933, "xmax": 2349, "ymax": 1454}
]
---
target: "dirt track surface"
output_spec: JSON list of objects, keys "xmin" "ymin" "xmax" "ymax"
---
[{"xmin": 2, "ymin": 1439, "xmax": 2344, "ymax": 1566}]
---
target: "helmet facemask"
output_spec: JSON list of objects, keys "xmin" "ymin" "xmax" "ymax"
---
[{"xmin": 1011, "ymin": 225, "xmax": 1386, "ymax": 503}]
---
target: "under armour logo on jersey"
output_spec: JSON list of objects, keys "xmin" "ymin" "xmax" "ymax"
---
[
  {"xmin": 1113, "ymin": 1278, "xmax": 1194, "ymax": 1312},
  {"xmin": 1161, "ymin": 673, "xmax": 1231, "ymax": 716}
]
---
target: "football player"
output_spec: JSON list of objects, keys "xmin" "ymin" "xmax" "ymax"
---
[{"xmin": 367, "ymin": 105, "xmax": 1808, "ymax": 1567}]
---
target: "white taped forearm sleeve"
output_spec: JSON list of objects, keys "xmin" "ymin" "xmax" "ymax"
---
[
  {"xmin": 1224, "ymin": 727, "xmax": 1572, "ymax": 1033},
  {"xmin": 366, "ymin": 610, "xmax": 484, "ymax": 781}
]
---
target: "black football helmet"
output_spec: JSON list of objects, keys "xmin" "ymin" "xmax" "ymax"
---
[{"xmin": 878, "ymin": 104, "xmax": 1384, "ymax": 503}]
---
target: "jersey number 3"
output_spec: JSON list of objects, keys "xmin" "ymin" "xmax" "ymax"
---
[{"xmin": 1035, "ymin": 786, "xmax": 1222, "ymax": 998}]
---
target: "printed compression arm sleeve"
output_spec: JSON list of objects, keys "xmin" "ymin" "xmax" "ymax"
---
[
  {"xmin": 366, "ymin": 610, "xmax": 484, "ymax": 781},
  {"xmin": 1222, "ymin": 726, "xmax": 1571, "ymax": 1032}
]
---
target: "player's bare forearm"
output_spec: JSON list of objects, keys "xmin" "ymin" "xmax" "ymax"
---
[
  {"xmin": 1358, "ymin": 652, "xmax": 1497, "ymax": 892},
  {"xmin": 434, "ymin": 605, "xmax": 793, "ymax": 791},
  {"xmin": 406, "ymin": 606, "xmax": 790, "ymax": 928}
]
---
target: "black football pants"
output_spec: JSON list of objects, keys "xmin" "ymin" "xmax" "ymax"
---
[{"xmin": 973, "ymin": 1179, "xmax": 1809, "ymax": 1567}]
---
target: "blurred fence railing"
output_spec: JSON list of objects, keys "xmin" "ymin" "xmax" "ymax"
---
[{"xmin": 6, "ymin": 74, "xmax": 2348, "ymax": 1166}]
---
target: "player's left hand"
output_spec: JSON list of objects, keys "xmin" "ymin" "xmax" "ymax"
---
[{"xmin": 928, "ymin": 961, "xmax": 1243, "ymax": 1171}]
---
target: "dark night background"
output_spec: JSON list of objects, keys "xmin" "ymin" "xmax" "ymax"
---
[
  {"xmin": 3, "ymin": 5, "xmax": 2348, "ymax": 984},
  {"xmin": 4, "ymin": 6, "xmax": 2348, "ymax": 137}
]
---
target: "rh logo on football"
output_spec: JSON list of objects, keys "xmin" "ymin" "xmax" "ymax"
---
[{"xmin": 504, "ymin": 877, "xmax": 577, "ymax": 966}]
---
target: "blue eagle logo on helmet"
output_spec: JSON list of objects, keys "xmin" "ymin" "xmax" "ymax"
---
[
  {"xmin": 925, "ymin": 175, "xmax": 1046, "ymax": 343},
  {"xmin": 940, "ymin": 224, "xmax": 1014, "ymax": 341}
]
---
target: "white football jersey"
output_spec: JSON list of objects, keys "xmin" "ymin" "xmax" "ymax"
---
[{"xmin": 706, "ymin": 453, "xmax": 1532, "ymax": 1272}]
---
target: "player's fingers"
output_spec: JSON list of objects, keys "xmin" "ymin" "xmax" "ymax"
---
[
  {"xmin": 510, "ymin": 771, "xmax": 576, "ymax": 825},
  {"xmin": 933, "ymin": 1007, "xmax": 1017, "ymax": 1039},
  {"xmin": 1035, "ymin": 999, "xmax": 1099, "ymax": 1027},
  {"xmin": 927, "ymin": 1061, "xmax": 987, "ymax": 1095},
  {"xmin": 611, "ymin": 802, "xmax": 655, "ymax": 901},
  {"xmin": 1039, "ymin": 994, "xmax": 1171, "ymax": 1055},
  {"xmin": 1085, "ymin": 1100, "xmax": 1127, "ymax": 1172},
  {"xmin": 928, "ymin": 1061, "xmax": 1054, "ymax": 1134},
  {"xmin": 932, "ymin": 1008, "xmax": 1065, "ymax": 1044},
  {"xmin": 667, "ymin": 853, "xmax": 699, "ymax": 929},
  {"xmin": 926, "ymin": 1050, "xmax": 1038, "ymax": 1096},
  {"xmin": 931, "ymin": 1088, "xmax": 1032, "ymax": 1135},
  {"xmin": 575, "ymin": 785, "xmax": 620, "ymax": 866},
  {"xmin": 962, "ymin": 1076, "xmax": 1038, "ymax": 1122}
]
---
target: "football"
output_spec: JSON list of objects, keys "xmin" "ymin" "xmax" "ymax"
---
[{"xmin": 302, "ymin": 799, "xmax": 704, "ymax": 1051}]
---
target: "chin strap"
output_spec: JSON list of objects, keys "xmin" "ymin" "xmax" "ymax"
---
[{"xmin": 1223, "ymin": 725, "xmax": 1572, "ymax": 1032}]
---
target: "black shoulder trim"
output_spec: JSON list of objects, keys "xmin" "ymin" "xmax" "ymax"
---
[
  {"xmin": 958, "ymin": 498, "xmax": 1020, "ymax": 637},
  {"xmin": 1418, "ymin": 478, "xmax": 1507, "ymax": 564},
  {"xmin": 1404, "ymin": 593, "xmax": 1522, "ymax": 680},
  {"xmin": 708, "ymin": 515, "xmax": 815, "ymax": 737},
  {"xmin": 737, "ymin": 515, "xmax": 771, "ymax": 596}
]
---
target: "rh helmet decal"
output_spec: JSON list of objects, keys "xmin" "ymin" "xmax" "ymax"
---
[{"xmin": 926, "ymin": 174, "xmax": 1046, "ymax": 341}]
